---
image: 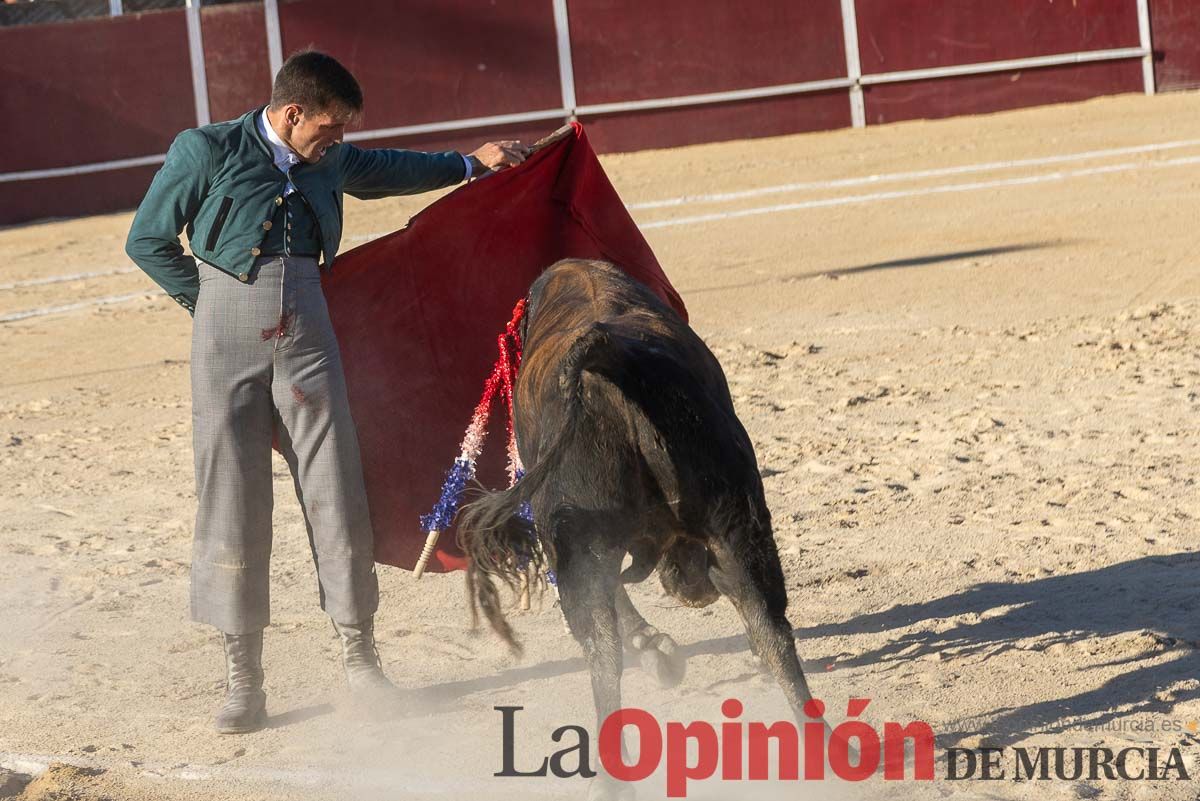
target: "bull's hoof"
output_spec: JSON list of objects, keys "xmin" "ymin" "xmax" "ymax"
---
[
  {"xmin": 588, "ymin": 774, "xmax": 635, "ymax": 801},
  {"xmin": 626, "ymin": 626, "xmax": 686, "ymax": 689}
]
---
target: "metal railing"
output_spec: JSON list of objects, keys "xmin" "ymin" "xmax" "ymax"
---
[{"xmin": 0, "ymin": 0, "xmax": 1160, "ymax": 184}]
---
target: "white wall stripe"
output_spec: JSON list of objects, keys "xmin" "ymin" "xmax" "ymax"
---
[
  {"xmin": 263, "ymin": 0, "xmax": 283, "ymax": 79},
  {"xmin": 574, "ymin": 78, "xmax": 854, "ymax": 116},
  {"xmin": 0, "ymin": 154, "xmax": 166, "ymax": 184},
  {"xmin": 0, "ymin": 43, "xmax": 1154, "ymax": 184},
  {"xmin": 637, "ymin": 153, "xmax": 1200, "ymax": 231},
  {"xmin": 626, "ymin": 138, "xmax": 1200, "ymax": 210},
  {"xmin": 551, "ymin": 0, "xmax": 578, "ymax": 119},
  {"xmin": 1136, "ymin": 0, "xmax": 1156, "ymax": 95},
  {"xmin": 184, "ymin": 0, "xmax": 211, "ymax": 127},
  {"xmin": 839, "ymin": 0, "xmax": 866, "ymax": 128},
  {"xmin": 858, "ymin": 47, "xmax": 1148, "ymax": 86},
  {"xmin": 6, "ymin": 133, "xmax": 1190, "ymax": 198},
  {"xmin": 343, "ymin": 108, "xmax": 568, "ymax": 142}
]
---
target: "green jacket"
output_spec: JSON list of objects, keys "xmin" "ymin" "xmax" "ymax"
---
[{"xmin": 125, "ymin": 105, "xmax": 467, "ymax": 314}]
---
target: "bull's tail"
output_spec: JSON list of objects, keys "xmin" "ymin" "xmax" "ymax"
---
[{"xmin": 456, "ymin": 324, "xmax": 612, "ymax": 654}]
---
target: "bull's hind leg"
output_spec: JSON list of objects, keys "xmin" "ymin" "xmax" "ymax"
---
[
  {"xmin": 615, "ymin": 586, "xmax": 685, "ymax": 688},
  {"xmin": 552, "ymin": 517, "xmax": 634, "ymax": 801},
  {"xmin": 707, "ymin": 531, "xmax": 816, "ymax": 722}
]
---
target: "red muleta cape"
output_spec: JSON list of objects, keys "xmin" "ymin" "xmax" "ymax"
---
[{"xmin": 320, "ymin": 123, "xmax": 687, "ymax": 572}]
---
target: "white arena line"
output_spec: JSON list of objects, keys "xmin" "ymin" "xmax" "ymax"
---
[
  {"xmin": 8, "ymin": 143, "xmax": 1200, "ymax": 323},
  {"xmin": 624, "ymin": 137, "xmax": 1200, "ymax": 211},
  {"xmin": 0, "ymin": 291, "xmax": 151, "ymax": 323},
  {"xmin": 35, "ymin": 139, "xmax": 1200, "ymax": 273},
  {"xmin": 349, "ymin": 137, "xmax": 1200, "ymax": 243},
  {"xmin": 0, "ymin": 267, "xmax": 138, "ymax": 292},
  {"xmin": 637, "ymin": 153, "xmax": 1200, "ymax": 231}
]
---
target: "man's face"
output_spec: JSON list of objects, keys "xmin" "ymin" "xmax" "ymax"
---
[{"xmin": 282, "ymin": 104, "xmax": 352, "ymax": 163}]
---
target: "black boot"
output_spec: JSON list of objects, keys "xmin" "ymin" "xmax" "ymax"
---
[
  {"xmin": 214, "ymin": 631, "xmax": 267, "ymax": 734},
  {"xmin": 333, "ymin": 617, "xmax": 399, "ymax": 700}
]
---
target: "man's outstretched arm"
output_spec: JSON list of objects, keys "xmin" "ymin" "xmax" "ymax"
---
[{"xmin": 339, "ymin": 139, "xmax": 530, "ymax": 199}]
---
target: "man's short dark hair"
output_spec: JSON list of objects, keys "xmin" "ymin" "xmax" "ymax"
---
[{"xmin": 270, "ymin": 50, "xmax": 363, "ymax": 115}]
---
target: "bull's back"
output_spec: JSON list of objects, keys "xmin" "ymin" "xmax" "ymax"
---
[
  {"xmin": 523, "ymin": 260, "xmax": 717, "ymax": 376},
  {"xmin": 517, "ymin": 260, "xmax": 760, "ymax": 498},
  {"xmin": 520, "ymin": 260, "xmax": 725, "ymax": 413}
]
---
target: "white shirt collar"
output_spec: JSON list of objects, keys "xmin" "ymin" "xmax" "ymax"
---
[{"xmin": 258, "ymin": 108, "xmax": 300, "ymax": 192}]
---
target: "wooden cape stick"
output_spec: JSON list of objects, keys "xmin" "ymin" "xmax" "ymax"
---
[{"xmin": 411, "ymin": 125, "xmax": 574, "ymax": 580}]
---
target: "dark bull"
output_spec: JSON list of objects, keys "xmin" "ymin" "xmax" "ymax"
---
[{"xmin": 458, "ymin": 259, "xmax": 823, "ymax": 799}]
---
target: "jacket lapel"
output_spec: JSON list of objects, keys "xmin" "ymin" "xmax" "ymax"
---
[{"xmin": 244, "ymin": 105, "xmax": 274, "ymax": 161}]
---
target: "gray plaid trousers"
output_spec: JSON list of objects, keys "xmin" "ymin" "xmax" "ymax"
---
[{"xmin": 189, "ymin": 256, "xmax": 378, "ymax": 634}]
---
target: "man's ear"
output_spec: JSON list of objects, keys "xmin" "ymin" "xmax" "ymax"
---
[{"xmin": 284, "ymin": 104, "xmax": 303, "ymax": 127}]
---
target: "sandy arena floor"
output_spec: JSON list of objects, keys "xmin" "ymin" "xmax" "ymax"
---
[{"xmin": 2, "ymin": 92, "xmax": 1200, "ymax": 801}]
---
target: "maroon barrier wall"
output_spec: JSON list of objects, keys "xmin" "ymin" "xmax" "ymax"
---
[
  {"xmin": 854, "ymin": 0, "xmax": 1143, "ymax": 124},
  {"xmin": 864, "ymin": 61, "xmax": 1145, "ymax": 125},
  {"xmin": 0, "ymin": 10, "xmax": 196, "ymax": 223},
  {"xmin": 1149, "ymin": 0, "xmax": 1200, "ymax": 91},
  {"xmin": 567, "ymin": 0, "xmax": 850, "ymax": 151},
  {"xmin": 201, "ymin": 2, "xmax": 273, "ymax": 123},
  {"xmin": 854, "ymin": 0, "xmax": 1139, "ymax": 73},
  {"xmin": 277, "ymin": 0, "xmax": 563, "ymax": 134},
  {"xmin": 4, "ymin": 0, "xmax": 1196, "ymax": 225},
  {"xmin": 269, "ymin": 0, "xmax": 565, "ymax": 157},
  {"xmin": 580, "ymin": 94, "xmax": 852, "ymax": 155},
  {"xmin": 0, "ymin": 11, "xmax": 196, "ymax": 173},
  {"xmin": 0, "ymin": 165, "xmax": 164, "ymax": 226}
]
